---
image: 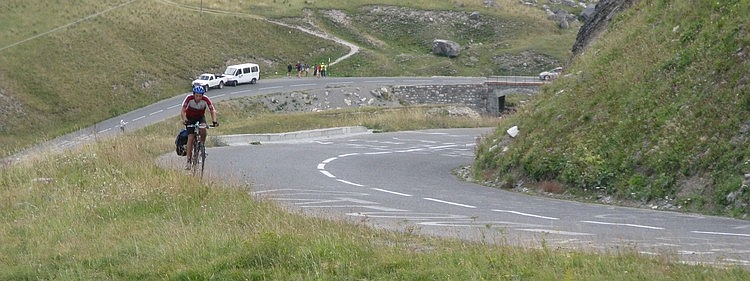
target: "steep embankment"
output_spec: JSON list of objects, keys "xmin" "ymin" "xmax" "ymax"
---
[{"xmin": 476, "ymin": 0, "xmax": 750, "ymax": 217}]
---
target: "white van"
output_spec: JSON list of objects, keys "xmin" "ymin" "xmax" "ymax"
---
[{"xmin": 221, "ymin": 63, "xmax": 260, "ymax": 86}]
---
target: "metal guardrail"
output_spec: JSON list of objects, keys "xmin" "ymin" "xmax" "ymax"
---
[{"xmin": 485, "ymin": 75, "xmax": 547, "ymax": 85}]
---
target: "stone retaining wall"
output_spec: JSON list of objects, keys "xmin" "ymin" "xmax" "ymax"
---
[{"xmin": 391, "ymin": 84, "xmax": 500, "ymax": 116}]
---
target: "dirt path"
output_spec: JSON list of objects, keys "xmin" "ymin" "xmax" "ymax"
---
[{"xmin": 158, "ymin": 0, "xmax": 359, "ymax": 66}]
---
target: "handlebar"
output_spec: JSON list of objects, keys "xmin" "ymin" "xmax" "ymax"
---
[{"xmin": 185, "ymin": 122, "xmax": 217, "ymax": 128}]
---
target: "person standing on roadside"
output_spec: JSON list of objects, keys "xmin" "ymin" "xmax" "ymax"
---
[{"xmin": 287, "ymin": 63, "xmax": 293, "ymax": 78}]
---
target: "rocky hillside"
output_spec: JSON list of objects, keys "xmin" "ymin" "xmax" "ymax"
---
[{"xmin": 475, "ymin": 0, "xmax": 750, "ymax": 218}]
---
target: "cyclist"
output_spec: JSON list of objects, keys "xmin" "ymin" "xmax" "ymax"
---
[{"xmin": 181, "ymin": 85, "xmax": 218, "ymax": 170}]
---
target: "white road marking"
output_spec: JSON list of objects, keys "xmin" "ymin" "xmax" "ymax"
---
[
  {"xmin": 322, "ymin": 157, "xmax": 337, "ymax": 163},
  {"xmin": 581, "ymin": 220, "xmax": 664, "ymax": 230},
  {"xmin": 259, "ymin": 86, "xmax": 283, "ymax": 90},
  {"xmin": 132, "ymin": 116, "xmax": 145, "ymax": 121},
  {"xmin": 721, "ymin": 258, "xmax": 750, "ymax": 265},
  {"xmin": 691, "ymin": 231, "xmax": 750, "ymax": 238},
  {"xmin": 149, "ymin": 109, "xmax": 163, "ymax": 116},
  {"xmin": 328, "ymin": 82, "xmax": 354, "ymax": 86},
  {"xmin": 317, "ymin": 163, "xmax": 326, "ymax": 169},
  {"xmin": 233, "ymin": 89, "xmax": 254, "ymax": 94},
  {"xmin": 304, "ymin": 205, "xmax": 405, "ymax": 212},
  {"xmin": 337, "ymin": 179, "xmax": 363, "ymax": 187},
  {"xmin": 371, "ymin": 188, "xmax": 411, "ymax": 197},
  {"xmin": 492, "ymin": 209, "xmax": 559, "ymax": 220},
  {"xmin": 419, "ymin": 220, "xmax": 545, "ymax": 228},
  {"xmin": 346, "ymin": 212, "xmax": 465, "ymax": 220},
  {"xmin": 517, "ymin": 229, "xmax": 595, "ymax": 236},
  {"xmin": 289, "ymin": 83, "xmax": 317, "ymax": 87},
  {"xmin": 98, "ymin": 128, "xmax": 111, "ymax": 134},
  {"xmin": 365, "ymin": 151, "xmax": 392, "ymax": 155},
  {"xmin": 295, "ymin": 197, "xmax": 376, "ymax": 205},
  {"xmin": 424, "ymin": 198, "xmax": 476, "ymax": 208},
  {"xmin": 320, "ymin": 170, "xmax": 335, "ymax": 178},
  {"xmin": 339, "ymin": 153, "xmax": 359, "ymax": 157},
  {"xmin": 212, "ymin": 94, "xmax": 225, "ymax": 98},
  {"xmin": 167, "ymin": 104, "xmax": 180, "ymax": 109}
]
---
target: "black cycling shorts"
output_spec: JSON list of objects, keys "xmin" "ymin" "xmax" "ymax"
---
[{"xmin": 185, "ymin": 116, "xmax": 207, "ymax": 134}]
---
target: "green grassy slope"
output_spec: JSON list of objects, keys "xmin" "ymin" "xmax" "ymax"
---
[
  {"xmin": 0, "ymin": 0, "xmax": 576, "ymax": 157},
  {"xmin": 475, "ymin": 0, "xmax": 750, "ymax": 217}
]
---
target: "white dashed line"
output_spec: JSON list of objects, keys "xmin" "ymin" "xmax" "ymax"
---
[
  {"xmin": 132, "ymin": 116, "xmax": 145, "ymax": 121},
  {"xmin": 212, "ymin": 94, "xmax": 225, "ymax": 98},
  {"xmin": 259, "ymin": 86, "xmax": 283, "ymax": 90},
  {"xmin": 149, "ymin": 109, "xmax": 163, "ymax": 116},
  {"xmin": 424, "ymin": 198, "xmax": 476, "ymax": 208},
  {"xmin": 98, "ymin": 128, "xmax": 111, "ymax": 134},
  {"xmin": 233, "ymin": 89, "xmax": 254, "ymax": 94},
  {"xmin": 581, "ymin": 220, "xmax": 664, "ymax": 230},
  {"xmin": 493, "ymin": 209, "xmax": 559, "ymax": 220},
  {"xmin": 365, "ymin": 151, "xmax": 392, "ymax": 155},
  {"xmin": 336, "ymin": 179, "xmax": 363, "ymax": 187},
  {"xmin": 289, "ymin": 83, "xmax": 317, "ymax": 87},
  {"xmin": 517, "ymin": 229, "xmax": 594, "ymax": 236},
  {"xmin": 371, "ymin": 188, "xmax": 412, "ymax": 197},
  {"xmin": 322, "ymin": 157, "xmax": 337, "ymax": 163},
  {"xmin": 167, "ymin": 104, "xmax": 180, "ymax": 109},
  {"xmin": 691, "ymin": 231, "xmax": 750, "ymax": 238}
]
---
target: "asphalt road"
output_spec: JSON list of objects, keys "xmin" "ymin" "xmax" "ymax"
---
[
  {"xmin": 158, "ymin": 127, "xmax": 750, "ymax": 269},
  {"xmin": 11, "ymin": 76, "xmax": 750, "ymax": 269}
]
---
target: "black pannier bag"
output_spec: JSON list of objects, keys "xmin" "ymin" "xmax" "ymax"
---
[{"xmin": 175, "ymin": 129, "xmax": 188, "ymax": 156}]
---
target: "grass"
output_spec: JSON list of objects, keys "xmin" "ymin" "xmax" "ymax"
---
[
  {"xmin": 0, "ymin": 0, "xmax": 575, "ymax": 157},
  {"xmin": 473, "ymin": 0, "xmax": 750, "ymax": 217},
  {"xmin": 2, "ymin": 106, "xmax": 749, "ymax": 279}
]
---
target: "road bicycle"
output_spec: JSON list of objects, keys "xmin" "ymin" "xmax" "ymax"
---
[{"xmin": 186, "ymin": 122, "xmax": 213, "ymax": 178}]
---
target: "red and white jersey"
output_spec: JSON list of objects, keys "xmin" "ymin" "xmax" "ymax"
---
[{"xmin": 182, "ymin": 94, "xmax": 215, "ymax": 119}]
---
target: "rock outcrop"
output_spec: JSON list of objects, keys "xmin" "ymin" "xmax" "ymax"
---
[{"xmin": 571, "ymin": 0, "xmax": 639, "ymax": 56}]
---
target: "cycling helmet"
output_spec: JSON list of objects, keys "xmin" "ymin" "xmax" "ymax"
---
[{"xmin": 192, "ymin": 85, "xmax": 206, "ymax": 94}]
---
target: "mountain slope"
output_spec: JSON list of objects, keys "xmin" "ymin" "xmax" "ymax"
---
[
  {"xmin": 0, "ymin": 0, "xmax": 577, "ymax": 157},
  {"xmin": 476, "ymin": 0, "xmax": 750, "ymax": 217}
]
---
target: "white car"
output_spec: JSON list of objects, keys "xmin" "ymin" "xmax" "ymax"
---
[
  {"xmin": 191, "ymin": 73, "xmax": 226, "ymax": 91},
  {"xmin": 539, "ymin": 67, "xmax": 563, "ymax": 81}
]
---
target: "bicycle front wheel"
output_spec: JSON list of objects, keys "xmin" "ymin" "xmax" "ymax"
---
[
  {"xmin": 192, "ymin": 140, "xmax": 201, "ymax": 175},
  {"xmin": 199, "ymin": 142, "xmax": 206, "ymax": 178}
]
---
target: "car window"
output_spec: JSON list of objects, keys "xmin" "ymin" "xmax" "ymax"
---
[{"xmin": 224, "ymin": 68, "xmax": 238, "ymax": 75}]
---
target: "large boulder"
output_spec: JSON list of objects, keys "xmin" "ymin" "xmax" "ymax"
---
[{"xmin": 432, "ymin": 39, "xmax": 461, "ymax": 58}]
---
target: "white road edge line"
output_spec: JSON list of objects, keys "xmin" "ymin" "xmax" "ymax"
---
[{"xmin": 319, "ymin": 170, "xmax": 335, "ymax": 178}]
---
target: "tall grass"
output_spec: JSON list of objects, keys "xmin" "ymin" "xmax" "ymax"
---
[{"xmin": 2, "ymin": 109, "xmax": 748, "ymax": 279}]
